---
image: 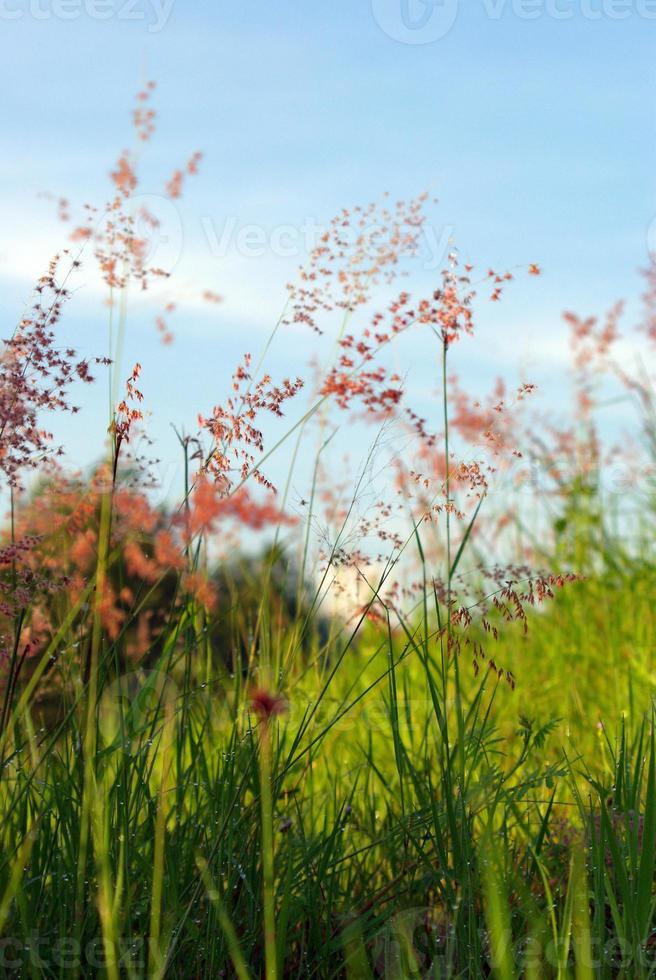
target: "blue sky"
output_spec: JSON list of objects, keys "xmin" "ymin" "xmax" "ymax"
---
[{"xmin": 0, "ymin": 1, "xmax": 653, "ymax": 501}]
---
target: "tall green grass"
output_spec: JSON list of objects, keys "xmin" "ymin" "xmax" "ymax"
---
[{"xmin": 0, "ymin": 479, "xmax": 652, "ymax": 976}]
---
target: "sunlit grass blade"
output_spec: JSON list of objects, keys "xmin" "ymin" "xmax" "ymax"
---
[
  {"xmin": 570, "ymin": 848, "xmax": 593, "ymax": 980},
  {"xmin": 636, "ymin": 713, "xmax": 656, "ymax": 942},
  {"xmin": 197, "ymin": 858, "xmax": 252, "ymax": 980},
  {"xmin": 480, "ymin": 824, "xmax": 517, "ymax": 980}
]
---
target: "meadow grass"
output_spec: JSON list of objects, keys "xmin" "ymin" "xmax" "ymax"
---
[
  {"xmin": 0, "ymin": 528, "xmax": 653, "ymax": 978},
  {"xmin": 0, "ymin": 89, "xmax": 655, "ymax": 978}
]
